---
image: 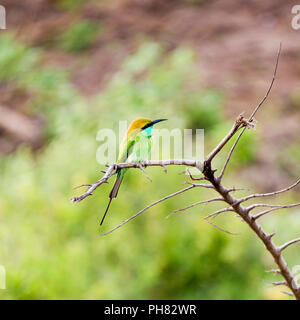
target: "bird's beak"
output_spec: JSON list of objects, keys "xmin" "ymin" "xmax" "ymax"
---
[{"xmin": 149, "ymin": 119, "xmax": 168, "ymax": 126}]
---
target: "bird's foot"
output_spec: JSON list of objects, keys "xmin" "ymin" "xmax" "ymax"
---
[{"xmin": 137, "ymin": 162, "xmax": 152, "ymax": 182}]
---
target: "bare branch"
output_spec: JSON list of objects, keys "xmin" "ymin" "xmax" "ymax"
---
[
  {"xmin": 73, "ymin": 184, "xmax": 93, "ymax": 190},
  {"xmin": 272, "ymin": 280, "xmax": 287, "ymax": 286},
  {"xmin": 205, "ymin": 120, "xmax": 241, "ymax": 164},
  {"xmin": 227, "ymin": 187, "xmax": 250, "ymax": 193},
  {"xmin": 260, "ymin": 278, "xmax": 287, "ymax": 286},
  {"xmin": 203, "ymin": 206, "xmax": 234, "ymax": 220},
  {"xmin": 205, "ymin": 219, "xmax": 239, "ymax": 236},
  {"xmin": 237, "ymin": 179, "xmax": 300, "ymax": 204},
  {"xmin": 166, "ymin": 197, "xmax": 224, "ymax": 218},
  {"xmin": 97, "ymin": 185, "xmax": 195, "ymax": 237},
  {"xmin": 112, "ymin": 159, "xmax": 203, "ymax": 170},
  {"xmin": 281, "ymin": 291, "xmax": 294, "ymax": 297},
  {"xmin": 248, "ymin": 43, "xmax": 281, "ymax": 122},
  {"xmin": 252, "ymin": 203, "xmax": 300, "ymax": 219},
  {"xmin": 71, "ymin": 165, "xmax": 116, "ymax": 203},
  {"xmin": 247, "ymin": 202, "xmax": 300, "ymax": 212},
  {"xmin": 186, "ymin": 182, "xmax": 214, "ymax": 189},
  {"xmin": 71, "ymin": 159, "xmax": 203, "ymax": 203},
  {"xmin": 266, "ymin": 269, "xmax": 281, "ymax": 275},
  {"xmin": 215, "ymin": 43, "xmax": 281, "ymax": 178},
  {"xmin": 279, "ymin": 238, "xmax": 300, "ymax": 252},
  {"xmin": 218, "ymin": 127, "xmax": 246, "ymax": 180},
  {"xmin": 186, "ymin": 167, "xmax": 205, "ymax": 181}
]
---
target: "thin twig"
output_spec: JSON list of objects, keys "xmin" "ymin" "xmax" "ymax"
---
[
  {"xmin": 186, "ymin": 167, "xmax": 205, "ymax": 181},
  {"xmin": 71, "ymin": 160, "xmax": 202, "ymax": 203},
  {"xmin": 218, "ymin": 44, "xmax": 281, "ymax": 179},
  {"xmin": 205, "ymin": 121, "xmax": 241, "ymax": 163},
  {"xmin": 97, "ymin": 185, "xmax": 195, "ymax": 237},
  {"xmin": 248, "ymin": 43, "xmax": 281, "ymax": 122},
  {"xmin": 272, "ymin": 280, "xmax": 287, "ymax": 286},
  {"xmin": 218, "ymin": 127, "xmax": 246, "ymax": 180},
  {"xmin": 266, "ymin": 269, "xmax": 281, "ymax": 275},
  {"xmin": 205, "ymin": 219, "xmax": 239, "ymax": 236},
  {"xmin": 71, "ymin": 165, "xmax": 116, "ymax": 203},
  {"xmin": 248, "ymin": 202, "xmax": 300, "ymax": 212},
  {"xmin": 203, "ymin": 206, "xmax": 234, "ymax": 220},
  {"xmin": 236, "ymin": 179, "xmax": 300, "ymax": 204},
  {"xmin": 186, "ymin": 182, "xmax": 214, "ymax": 188},
  {"xmin": 281, "ymin": 291, "xmax": 294, "ymax": 297},
  {"xmin": 73, "ymin": 184, "xmax": 93, "ymax": 190},
  {"xmin": 252, "ymin": 203, "xmax": 300, "ymax": 219},
  {"xmin": 227, "ymin": 187, "xmax": 250, "ymax": 193},
  {"xmin": 279, "ymin": 238, "xmax": 300, "ymax": 252},
  {"xmin": 166, "ymin": 197, "xmax": 224, "ymax": 218}
]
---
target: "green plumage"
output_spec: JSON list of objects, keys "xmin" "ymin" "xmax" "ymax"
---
[{"xmin": 100, "ymin": 118, "xmax": 166, "ymax": 226}]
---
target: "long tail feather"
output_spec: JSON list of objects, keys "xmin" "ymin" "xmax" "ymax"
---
[
  {"xmin": 109, "ymin": 175, "xmax": 123, "ymax": 199},
  {"xmin": 101, "ymin": 198, "xmax": 112, "ymax": 226},
  {"xmin": 100, "ymin": 173, "xmax": 123, "ymax": 226}
]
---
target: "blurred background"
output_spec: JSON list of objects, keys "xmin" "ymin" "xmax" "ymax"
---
[{"xmin": 0, "ymin": 0, "xmax": 299, "ymax": 299}]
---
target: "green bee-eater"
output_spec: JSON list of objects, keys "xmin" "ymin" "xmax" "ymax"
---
[{"xmin": 100, "ymin": 118, "xmax": 167, "ymax": 225}]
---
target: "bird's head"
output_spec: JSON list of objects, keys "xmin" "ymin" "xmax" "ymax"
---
[{"xmin": 127, "ymin": 118, "xmax": 167, "ymax": 136}]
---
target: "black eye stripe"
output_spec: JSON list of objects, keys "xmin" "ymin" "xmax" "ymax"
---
[{"xmin": 142, "ymin": 123, "xmax": 152, "ymax": 130}]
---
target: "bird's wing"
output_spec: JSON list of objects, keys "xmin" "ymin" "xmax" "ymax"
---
[{"xmin": 117, "ymin": 129, "xmax": 139, "ymax": 163}]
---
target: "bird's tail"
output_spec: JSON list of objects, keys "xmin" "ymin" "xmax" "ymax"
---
[{"xmin": 100, "ymin": 170, "xmax": 124, "ymax": 226}]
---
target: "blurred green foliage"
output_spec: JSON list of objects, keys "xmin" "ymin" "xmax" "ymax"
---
[
  {"xmin": 183, "ymin": 0, "xmax": 207, "ymax": 6},
  {"xmin": 182, "ymin": 90, "xmax": 224, "ymax": 131},
  {"xmin": 280, "ymin": 143, "xmax": 300, "ymax": 176},
  {"xmin": 209, "ymin": 122, "xmax": 260, "ymax": 171},
  {"xmin": 56, "ymin": 0, "xmax": 86, "ymax": 11},
  {"xmin": 0, "ymin": 35, "xmax": 39, "ymax": 82},
  {"xmin": 57, "ymin": 21, "xmax": 100, "ymax": 52},
  {"xmin": 0, "ymin": 35, "xmax": 298, "ymax": 300},
  {"xmin": 0, "ymin": 34, "xmax": 76, "ymax": 140}
]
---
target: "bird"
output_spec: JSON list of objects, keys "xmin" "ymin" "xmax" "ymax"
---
[{"xmin": 100, "ymin": 118, "xmax": 167, "ymax": 226}]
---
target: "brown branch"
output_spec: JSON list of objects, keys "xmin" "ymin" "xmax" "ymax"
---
[
  {"xmin": 205, "ymin": 120, "xmax": 242, "ymax": 164},
  {"xmin": 71, "ymin": 165, "xmax": 116, "ymax": 203},
  {"xmin": 195, "ymin": 44, "xmax": 300, "ymax": 299},
  {"xmin": 71, "ymin": 159, "xmax": 202, "ymax": 203},
  {"xmin": 200, "ymin": 165, "xmax": 300, "ymax": 299}
]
